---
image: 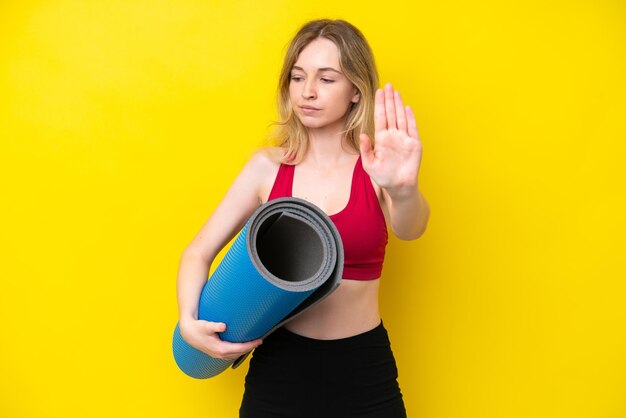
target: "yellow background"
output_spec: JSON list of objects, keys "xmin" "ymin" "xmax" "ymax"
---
[{"xmin": 1, "ymin": 1, "xmax": 625, "ymax": 417}]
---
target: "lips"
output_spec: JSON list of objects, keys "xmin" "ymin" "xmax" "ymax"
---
[{"xmin": 300, "ymin": 105, "xmax": 320, "ymax": 110}]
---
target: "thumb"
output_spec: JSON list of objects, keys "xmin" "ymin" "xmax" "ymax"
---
[
  {"xmin": 359, "ymin": 133, "xmax": 374, "ymax": 166},
  {"xmin": 205, "ymin": 321, "xmax": 226, "ymax": 333}
]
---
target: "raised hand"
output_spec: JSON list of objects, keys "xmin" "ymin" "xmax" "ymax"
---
[{"xmin": 359, "ymin": 83, "xmax": 422, "ymax": 195}]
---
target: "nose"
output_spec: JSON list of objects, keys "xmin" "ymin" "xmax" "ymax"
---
[{"xmin": 302, "ymin": 79, "xmax": 317, "ymax": 99}]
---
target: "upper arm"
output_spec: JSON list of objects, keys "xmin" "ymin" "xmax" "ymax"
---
[{"xmin": 183, "ymin": 149, "xmax": 279, "ymax": 262}]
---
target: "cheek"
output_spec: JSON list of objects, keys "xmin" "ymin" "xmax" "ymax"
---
[
  {"xmin": 333, "ymin": 83, "xmax": 355, "ymax": 101},
  {"xmin": 326, "ymin": 87, "xmax": 355, "ymax": 111}
]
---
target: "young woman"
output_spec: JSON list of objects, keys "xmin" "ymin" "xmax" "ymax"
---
[{"xmin": 176, "ymin": 19, "xmax": 430, "ymax": 417}]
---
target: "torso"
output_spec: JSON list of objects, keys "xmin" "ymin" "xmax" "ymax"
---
[{"xmin": 258, "ymin": 147, "xmax": 389, "ymax": 339}]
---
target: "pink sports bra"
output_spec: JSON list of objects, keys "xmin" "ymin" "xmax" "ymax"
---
[{"xmin": 267, "ymin": 155, "xmax": 388, "ymax": 280}]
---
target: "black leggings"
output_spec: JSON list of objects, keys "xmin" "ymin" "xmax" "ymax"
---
[{"xmin": 239, "ymin": 320, "xmax": 406, "ymax": 418}]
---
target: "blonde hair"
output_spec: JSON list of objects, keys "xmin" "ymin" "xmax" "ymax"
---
[{"xmin": 264, "ymin": 19, "xmax": 379, "ymax": 165}]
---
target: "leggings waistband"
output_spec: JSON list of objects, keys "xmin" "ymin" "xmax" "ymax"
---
[{"xmin": 269, "ymin": 320, "xmax": 388, "ymax": 350}]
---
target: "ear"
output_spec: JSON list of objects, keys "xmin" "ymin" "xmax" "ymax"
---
[{"xmin": 351, "ymin": 88, "xmax": 360, "ymax": 103}]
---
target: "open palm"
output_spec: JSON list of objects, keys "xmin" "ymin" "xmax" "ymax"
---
[{"xmin": 359, "ymin": 83, "xmax": 422, "ymax": 191}]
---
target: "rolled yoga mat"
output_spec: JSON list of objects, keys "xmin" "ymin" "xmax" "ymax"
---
[{"xmin": 172, "ymin": 197, "xmax": 344, "ymax": 379}]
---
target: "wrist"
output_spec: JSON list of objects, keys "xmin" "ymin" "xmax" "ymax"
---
[
  {"xmin": 384, "ymin": 183, "xmax": 420, "ymax": 202},
  {"xmin": 179, "ymin": 315, "xmax": 197, "ymax": 327}
]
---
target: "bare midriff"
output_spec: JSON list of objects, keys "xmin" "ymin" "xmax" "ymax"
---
[{"xmin": 282, "ymin": 277, "xmax": 381, "ymax": 339}]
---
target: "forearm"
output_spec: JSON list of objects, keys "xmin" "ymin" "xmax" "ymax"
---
[
  {"xmin": 385, "ymin": 185, "xmax": 430, "ymax": 240},
  {"xmin": 176, "ymin": 249, "xmax": 214, "ymax": 324}
]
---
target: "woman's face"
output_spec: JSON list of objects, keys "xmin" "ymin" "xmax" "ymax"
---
[{"xmin": 289, "ymin": 37, "xmax": 360, "ymax": 130}]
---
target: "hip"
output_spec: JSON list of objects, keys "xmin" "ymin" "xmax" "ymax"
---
[{"xmin": 239, "ymin": 320, "xmax": 406, "ymax": 417}]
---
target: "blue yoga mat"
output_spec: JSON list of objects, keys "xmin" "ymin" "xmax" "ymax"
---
[{"xmin": 172, "ymin": 197, "xmax": 344, "ymax": 379}]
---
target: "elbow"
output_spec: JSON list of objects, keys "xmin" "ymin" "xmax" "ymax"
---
[
  {"xmin": 393, "ymin": 227, "xmax": 426, "ymax": 241},
  {"xmin": 392, "ymin": 212, "xmax": 430, "ymax": 241},
  {"xmin": 181, "ymin": 246, "xmax": 213, "ymax": 264}
]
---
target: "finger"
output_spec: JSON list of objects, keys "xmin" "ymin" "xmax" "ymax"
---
[
  {"xmin": 204, "ymin": 321, "xmax": 226, "ymax": 333},
  {"xmin": 384, "ymin": 83, "xmax": 397, "ymax": 130},
  {"xmin": 374, "ymin": 88, "xmax": 386, "ymax": 132},
  {"xmin": 218, "ymin": 339, "xmax": 263, "ymax": 357},
  {"xmin": 394, "ymin": 91, "xmax": 407, "ymax": 134},
  {"xmin": 406, "ymin": 105, "xmax": 420, "ymax": 140}
]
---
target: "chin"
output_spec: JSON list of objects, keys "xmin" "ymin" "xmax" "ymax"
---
[
  {"xmin": 296, "ymin": 116, "xmax": 326, "ymax": 129},
  {"xmin": 300, "ymin": 120, "xmax": 327, "ymax": 129},
  {"xmin": 297, "ymin": 114, "xmax": 347, "ymax": 130}
]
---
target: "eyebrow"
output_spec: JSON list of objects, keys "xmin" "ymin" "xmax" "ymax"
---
[{"xmin": 291, "ymin": 65, "xmax": 342, "ymax": 74}]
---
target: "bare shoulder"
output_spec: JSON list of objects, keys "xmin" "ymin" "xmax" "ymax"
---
[
  {"xmin": 246, "ymin": 146, "xmax": 285, "ymax": 203},
  {"xmin": 183, "ymin": 146, "xmax": 286, "ymax": 259},
  {"xmin": 248, "ymin": 146, "xmax": 284, "ymax": 169},
  {"xmin": 244, "ymin": 146, "xmax": 283, "ymax": 178}
]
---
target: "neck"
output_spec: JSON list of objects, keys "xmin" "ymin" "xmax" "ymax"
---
[{"xmin": 305, "ymin": 116, "xmax": 357, "ymax": 165}]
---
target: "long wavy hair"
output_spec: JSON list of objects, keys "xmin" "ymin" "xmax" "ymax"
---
[{"xmin": 265, "ymin": 19, "xmax": 379, "ymax": 165}]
